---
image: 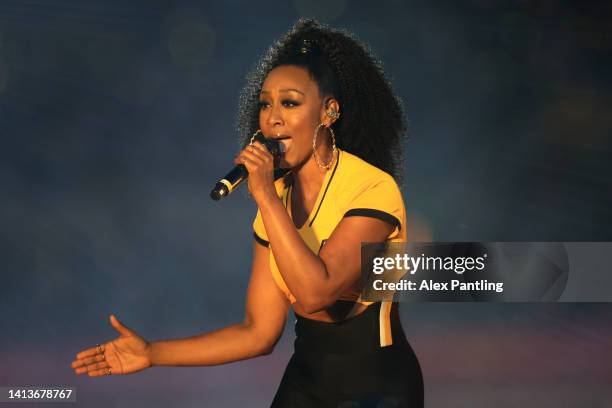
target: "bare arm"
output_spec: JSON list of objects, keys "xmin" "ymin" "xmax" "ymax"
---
[
  {"xmin": 150, "ymin": 241, "xmax": 289, "ymax": 366},
  {"xmin": 238, "ymin": 142, "xmax": 395, "ymax": 314},
  {"xmin": 73, "ymin": 241, "xmax": 289, "ymax": 376},
  {"xmin": 259, "ymin": 197, "xmax": 393, "ymax": 313}
]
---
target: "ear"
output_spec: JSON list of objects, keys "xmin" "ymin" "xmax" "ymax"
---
[{"xmin": 320, "ymin": 97, "xmax": 341, "ymax": 127}]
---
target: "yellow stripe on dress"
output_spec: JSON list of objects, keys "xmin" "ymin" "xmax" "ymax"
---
[{"xmin": 379, "ymin": 300, "xmax": 393, "ymax": 347}]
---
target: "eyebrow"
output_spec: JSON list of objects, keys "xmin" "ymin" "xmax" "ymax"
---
[{"xmin": 260, "ymin": 88, "xmax": 305, "ymax": 96}]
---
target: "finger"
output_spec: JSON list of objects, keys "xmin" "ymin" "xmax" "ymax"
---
[
  {"xmin": 72, "ymin": 358, "xmax": 95, "ymax": 370},
  {"xmin": 71, "ymin": 359, "xmax": 84, "ymax": 368},
  {"xmin": 80, "ymin": 354, "xmax": 106, "ymax": 366},
  {"xmin": 250, "ymin": 141, "xmax": 271, "ymax": 154},
  {"xmin": 80, "ymin": 359, "xmax": 110, "ymax": 375},
  {"xmin": 234, "ymin": 154, "xmax": 256, "ymax": 165},
  {"xmin": 248, "ymin": 142, "xmax": 272, "ymax": 160},
  {"xmin": 74, "ymin": 366, "xmax": 88, "ymax": 375},
  {"xmin": 75, "ymin": 344, "xmax": 103, "ymax": 360},
  {"xmin": 237, "ymin": 151, "xmax": 264, "ymax": 168},
  {"xmin": 93, "ymin": 360, "xmax": 110, "ymax": 370},
  {"xmin": 74, "ymin": 357, "xmax": 106, "ymax": 375},
  {"xmin": 243, "ymin": 142, "xmax": 268, "ymax": 155},
  {"xmin": 87, "ymin": 366, "xmax": 112, "ymax": 377},
  {"xmin": 241, "ymin": 148, "xmax": 266, "ymax": 162},
  {"xmin": 240, "ymin": 155, "xmax": 260, "ymax": 171},
  {"xmin": 110, "ymin": 314, "xmax": 135, "ymax": 337}
]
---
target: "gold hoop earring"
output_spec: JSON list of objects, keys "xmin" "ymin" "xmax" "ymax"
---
[
  {"xmin": 312, "ymin": 123, "xmax": 337, "ymax": 170},
  {"xmin": 249, "ymin": 129, "xmax": 262, "ymax": 145}
]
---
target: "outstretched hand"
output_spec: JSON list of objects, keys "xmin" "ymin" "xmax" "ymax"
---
[{"xmin": 71, "ymin": 314, "xmax": 152, "ymax": 377}]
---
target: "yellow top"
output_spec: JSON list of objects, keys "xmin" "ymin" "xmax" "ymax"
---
[{"xmin": 253, "ymin": 149, "xmax": 407, "ymax": 304}]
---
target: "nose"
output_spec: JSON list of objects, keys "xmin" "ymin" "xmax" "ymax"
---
[{"xmin": 265, "ymin": 103, "xmax": 284, "ymax": 129}]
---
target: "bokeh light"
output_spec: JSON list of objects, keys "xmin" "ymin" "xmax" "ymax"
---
[
  {"xmin": 542, "ymin": 87, "xmax": 612, "ymax": 151},
  {"xmin": 407, "ymin": 212, "xmax": 434, "ymax": 242}
]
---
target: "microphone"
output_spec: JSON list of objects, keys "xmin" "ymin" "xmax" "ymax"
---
[{"xmin": 210, "ymin": 135, "xmax": 285, "ymax": 201}]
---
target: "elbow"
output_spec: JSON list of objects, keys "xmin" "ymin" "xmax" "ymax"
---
[
  {"xmin": 251, "ymin": 333, "xmax": 280, "ymax": 357},
  {"xmin": 255, "ymin": 339, "xmax": 278, "ymax": 357},
  {"xmin": 299, "ymin": 293, "xmax": 333, "ymax": 315},
  {"xmin": 259, "ymin": 345, "xmax": 275, "ymax": 356},
  {"xmin": 298, "ymin": 264, "xmax": 340, "ymax": 314},
  {"xmin": 298, "ymin": 268, "xmax": 336, "ymax": 314},
  {"xmin": 242, "ymin": 319, "xmax": 284, "ymax": 358}
]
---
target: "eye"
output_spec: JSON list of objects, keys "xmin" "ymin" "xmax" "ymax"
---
[
  {"xmin": 282, "ymin": 99, "xmax": 300, "ymax": 108},
  {"xmin": 258, "ymin": 101, "xmax": 270, "ymax": 110}
]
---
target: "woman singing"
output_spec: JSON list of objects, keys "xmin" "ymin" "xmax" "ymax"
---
[{"xmin": 72, "ymin": 19, "xmax": 423, "ymax": 407}]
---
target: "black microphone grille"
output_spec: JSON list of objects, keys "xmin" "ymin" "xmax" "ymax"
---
[
  {"xmin": 252, "ymin": 132, "xmax": 285, "ymax": 158},
  {"xmin": 263, "ymin": 138, "xmax": 285, "ymax": 158}
]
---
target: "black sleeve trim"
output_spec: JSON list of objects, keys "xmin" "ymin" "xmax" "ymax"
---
[
  {"xmin": 343, "ymin": 208, "xmax": 401, "ymax": 230},
  {"xmin": 253, "ymin": 232, "xmax": 269, "ymax": 247}
]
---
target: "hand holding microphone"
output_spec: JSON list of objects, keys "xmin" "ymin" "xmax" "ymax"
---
[{"xmin": 210, "ymin": 134, "xmax": 285, "ymax": 201}]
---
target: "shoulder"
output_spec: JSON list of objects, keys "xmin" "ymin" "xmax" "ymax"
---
[
  {"xmin": 336, "ymin": 150, "xmax": 402, "ymax": 198},
  {"xmin": 334, "ymin": 150, "xmax": 406, "ymax": 239}
]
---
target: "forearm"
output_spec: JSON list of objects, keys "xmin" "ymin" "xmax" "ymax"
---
[
  {"xmin": 258, "ymin": 195, "xmax": 331, "ymax": 310},
  {"xmin": 149, "ymin": 323, "xmax": 269, "ymax": 367}
]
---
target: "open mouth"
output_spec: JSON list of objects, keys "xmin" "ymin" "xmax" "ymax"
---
[{"xmin": 273, "ymin": 135, "xmax": 291, "ymax": 154}]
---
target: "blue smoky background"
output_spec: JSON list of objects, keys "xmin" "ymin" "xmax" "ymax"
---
[{"xmin": 1, "ymin": 1, "xmax": 611, "ymax": 406}]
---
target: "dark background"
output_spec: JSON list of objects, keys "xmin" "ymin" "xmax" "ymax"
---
[{"xmin": 1, "ymin": 0, "xmax": 611, "ymax": 406}]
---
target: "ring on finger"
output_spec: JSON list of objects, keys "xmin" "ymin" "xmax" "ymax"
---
[
  {"xmin": 106, "ymin": 368, "xmax": 112, "ymax": 376},
  {"xmin": 96, "ymin": 344, "xmax": 102, "ymax": 354}
]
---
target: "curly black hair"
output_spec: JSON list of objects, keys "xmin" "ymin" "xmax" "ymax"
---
[{"xmin": 236, "ymin": 19, "xmax": 407, "ymax": 181}]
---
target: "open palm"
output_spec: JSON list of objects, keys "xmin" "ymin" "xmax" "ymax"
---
[{"xmin": 71, "ymin": 315, "xmax": 152, "ymax": 377}]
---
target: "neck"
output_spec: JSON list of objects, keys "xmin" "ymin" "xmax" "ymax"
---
[{"xmin": 293, "ymin": 145, "xmax": 336, "ymax": 196}]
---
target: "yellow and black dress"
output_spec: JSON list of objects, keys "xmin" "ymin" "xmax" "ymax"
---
[{"xmin": 253, "ymin": 149, "xmax": 423, "ymax": 407}]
